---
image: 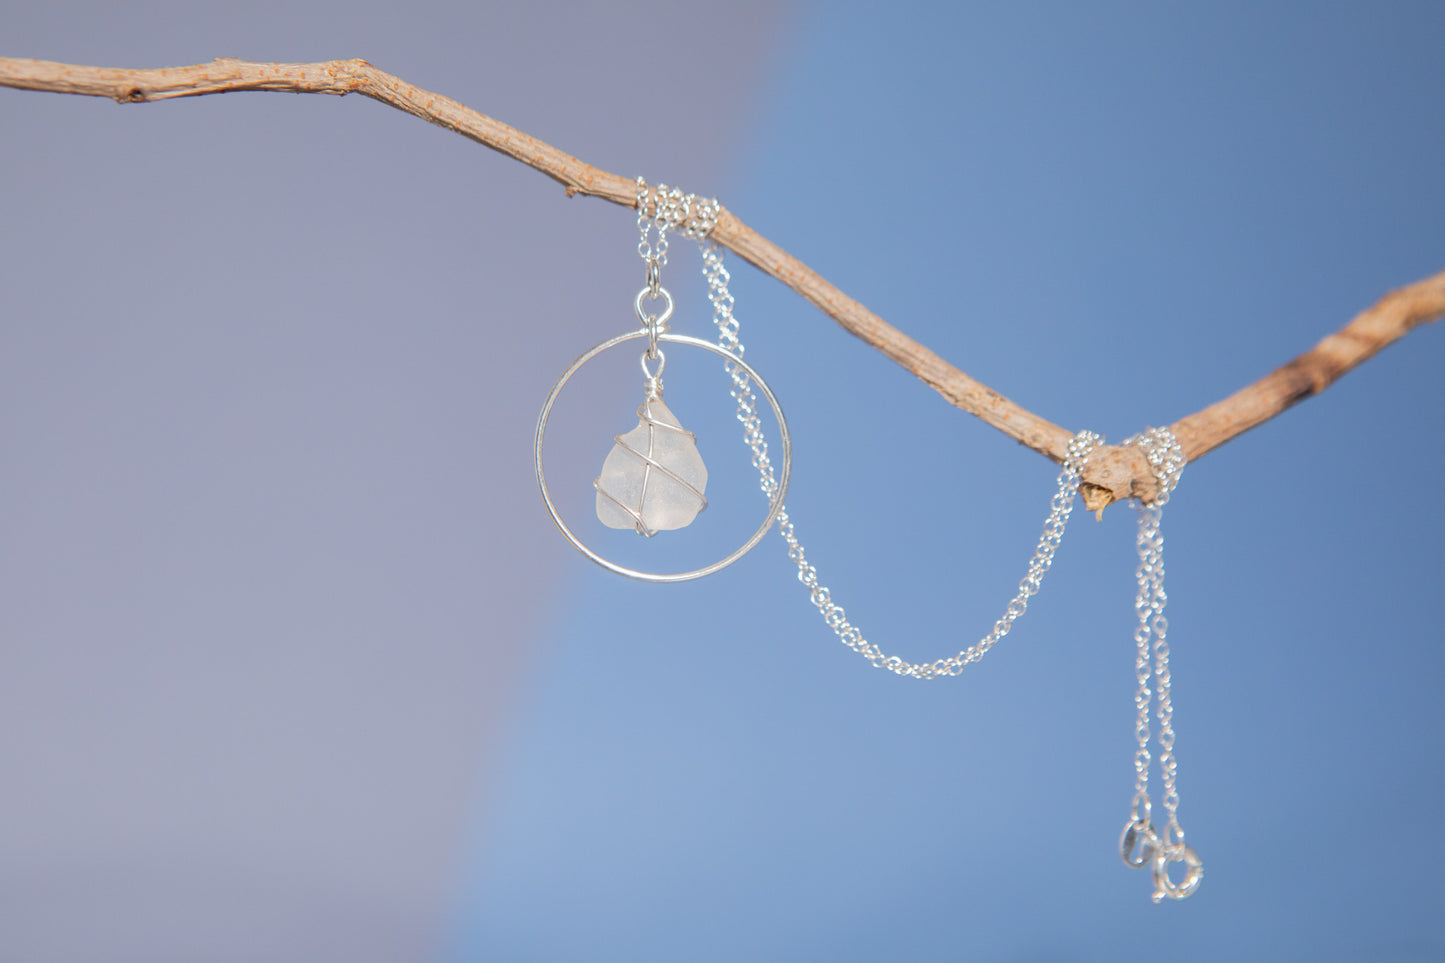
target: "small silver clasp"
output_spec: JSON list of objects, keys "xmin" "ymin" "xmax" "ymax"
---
[
  {"xmin": 1119, "ymin": 819, "xmax": 1158, "ymax": 869},
  {"xmin": 1150, "ymin": 845, "xmax": 1204, "ymax": 902}
]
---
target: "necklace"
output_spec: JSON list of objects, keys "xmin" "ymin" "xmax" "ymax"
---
[{"xmin": 535, "ymin": 178, "xmax": 1204, "ymax": 901}]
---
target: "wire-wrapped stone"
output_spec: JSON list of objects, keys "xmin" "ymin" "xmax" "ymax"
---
[{"xmin": 595, "ymin": 396, "xmax": 707, "ymax": 536}]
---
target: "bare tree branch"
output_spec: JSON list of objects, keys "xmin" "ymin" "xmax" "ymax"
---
[{"xmin": 3, "ymin": 56, "xmax": 1441, "ymax": 509}]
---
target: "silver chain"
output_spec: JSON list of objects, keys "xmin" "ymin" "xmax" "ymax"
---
[
  {"xmin": 650, "ymin": 187, "xmax": 1201, "ymax": 898},
  {"xmin": 1118, "ymin": 426, "xmax": 1203, "ymax": 901},
  {"xmin": 636, "ymin": 177, "xmax": 720, "ymax": 357},
  {"xmin": 636, "ymin": 177, "xmax": 719, "ymax": 271},
  {"xmin": 698, "ymin": 238, "xmax": 1102, "ymax": 679}
]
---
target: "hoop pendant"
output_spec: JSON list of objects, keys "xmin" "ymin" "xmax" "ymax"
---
[{"xmin": 535, "ymin": 330, "xmax": 792, "ymax": 583}]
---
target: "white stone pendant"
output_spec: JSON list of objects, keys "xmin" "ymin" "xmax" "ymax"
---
[{"xmin": 595, "ymin": 396, "xmax": 708, "ymax": 536}]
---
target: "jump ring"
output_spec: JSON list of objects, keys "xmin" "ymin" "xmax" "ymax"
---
[
  {"xmin": 634, "ymin": 286, "xmax": 674, "ymax": 332},
  {"xmin": 1119, "ymin": 819, "xmax": 1159, "ymax": 869}
]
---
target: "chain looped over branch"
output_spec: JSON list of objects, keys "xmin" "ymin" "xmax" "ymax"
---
[{"xmin": 636, "ymin": 177, "xmax": 719, "ymax": 243}]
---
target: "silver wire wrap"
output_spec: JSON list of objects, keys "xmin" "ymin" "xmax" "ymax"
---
[
  {"xmin": 592, "ymin": 397, "xmax": 708, "ymax": 539},
  {"xmin": 1117, "ymin": 425, "xmax": 1203, "ymax": 902},
  {"xmin": 698, "ymin": 238, "xmax": 1103, "ymax": 680}
]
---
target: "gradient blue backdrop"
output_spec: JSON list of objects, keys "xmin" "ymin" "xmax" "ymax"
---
[{"xmin": 457, "ymin": 3, "xmax": 1444, "ymax": 961}]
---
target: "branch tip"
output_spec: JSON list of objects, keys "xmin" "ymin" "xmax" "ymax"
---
[{"xmin": 1079, "ymin": 483, "xmax": 1116, "ymax": 519}]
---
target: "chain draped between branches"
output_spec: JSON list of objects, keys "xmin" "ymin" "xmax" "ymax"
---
[{"xmin": 3, "ymin": 55, "xmax": 1441, "ymax": 511}]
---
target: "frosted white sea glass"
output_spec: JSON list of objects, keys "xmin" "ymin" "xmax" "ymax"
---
[{"xmin": 595, "ymin": 397, "xmax": 707, "ymax": 533}]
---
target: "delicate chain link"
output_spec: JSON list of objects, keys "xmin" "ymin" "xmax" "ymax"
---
[
  {"xmin": 1125, "ymin": 427, "xmax": 1187, "ymax": 846},
  {"xmin": 1129, "ymin": 517, "xmax": 1155, "ymax": 822},
  {"xmin": 682, "ymin": 193, "xmax": 1200, "ymax": 898},
  {"xmin": 636, "ymin": 177, "xmax": 719, "ymax": 271},
  {"xmin": 635, "ymin": 177, "xmax": 666, "ymax": 269},
  {"xmin": 699, "ymin": 239, "xmax": 1102, "ymax": 679},
  {"xmin": 1119, "ymin": 426, "xmax": 1202, "ymax": 901}
]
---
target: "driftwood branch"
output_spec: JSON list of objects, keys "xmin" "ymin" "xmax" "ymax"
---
[{"xmin": 3, "ymin": 56, "xmax": 1441, "ymax": 509}]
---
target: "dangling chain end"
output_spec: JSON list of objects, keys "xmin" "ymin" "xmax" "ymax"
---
[{"xmin": 1122, "ymin": 422, "xmax": 1202, "ymax": 903}]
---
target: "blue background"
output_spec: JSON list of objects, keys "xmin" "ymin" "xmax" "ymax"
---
[
  {"xmin": 2, "ymin": 2, "xmax": 1442, "ymax": 961},
  {"xmin": 460, "ymin": 3, "xmax": 1445, "ymax": 961}
]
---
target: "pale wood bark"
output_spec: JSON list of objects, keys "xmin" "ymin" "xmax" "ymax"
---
[{"xmin": 3, "ymin": 56, "xmax": 1441, "ymax": 508}]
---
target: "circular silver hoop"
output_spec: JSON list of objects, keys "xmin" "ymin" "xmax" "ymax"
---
[{"xmin": 534, "ymin": 330, "xmax": 792, "ymax": 583}]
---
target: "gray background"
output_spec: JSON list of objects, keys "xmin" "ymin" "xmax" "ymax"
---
[{"xmin": 1, "ymin": 2, "xmax": 791, "ymax": 960}]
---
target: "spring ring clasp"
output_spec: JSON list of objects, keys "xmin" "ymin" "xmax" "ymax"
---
[{"xmin": 1150, "ymin": 844, "xmax": 1204, "ymax": 902}]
